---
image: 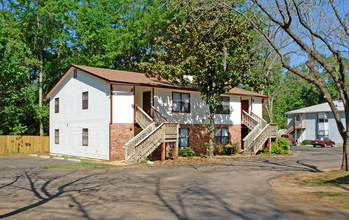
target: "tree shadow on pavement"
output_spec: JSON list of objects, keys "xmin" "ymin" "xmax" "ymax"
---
[{"xmin": 0, "ymin": 170, "xmax": 102, "ymax": 219}]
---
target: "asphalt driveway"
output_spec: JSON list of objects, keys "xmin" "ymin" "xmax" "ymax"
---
[{"xmin": 0, "ymin": 146, "xmax": 348, "ymax": 219}]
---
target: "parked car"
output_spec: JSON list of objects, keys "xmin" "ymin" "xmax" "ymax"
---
[
  {"xmin": 281, "ymin": 134, "xmax": 297, "ymax": 146},
  {"xmin": 311, "ymin": 137, "xmax": 335, "ymax": 147}
]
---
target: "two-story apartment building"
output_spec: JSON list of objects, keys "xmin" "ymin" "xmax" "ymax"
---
[
  {"xmin": 285, "ymin": 101, "xmax": 345, "ymax": 144},
  {"xmin": 45, "ymin": 65, "xmax": 270, "ymax": 161}
]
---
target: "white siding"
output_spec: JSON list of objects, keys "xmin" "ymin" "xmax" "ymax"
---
[
  {"xmin": 49, "ymin": 69, "xmax": 110, "ymax": 160},
  {"xmin": 153, "ymin": 88, "xmax": 242, "ymax": 125},
  {"xmin": 252, "ymin": 98, "xmax": 263, "ymax": 118},
  {"xmin": 134, "ymin": 86, "xmax": 153, "ymax": 109},
  {"xmin": 328, "ymin": 113, "xmax": 346, "ymax": 144},
  {"xmin": 112, "ymin": 85, "xmax": 134, "ymax": 123},
  {"xmin": 305, "ymin": 114, "xmax": 317, "ymax": 141}
]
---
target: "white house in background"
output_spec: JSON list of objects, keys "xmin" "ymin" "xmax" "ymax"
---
[
  {"xmin": 285, "ymin": 101, "xmax": 345, "ymax": 144},
  {"xmin": 45, "ymin": 64, "xmax": 273, "ymax": 161}
]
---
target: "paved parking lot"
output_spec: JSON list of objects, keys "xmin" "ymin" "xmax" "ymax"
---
[
  {"xmin": 0, "ymin": 146, "xmax": 348, "ymax": 219},
  {"xmin": 0, "ymin": 156, "xmax": 77, "ymax": 169}
]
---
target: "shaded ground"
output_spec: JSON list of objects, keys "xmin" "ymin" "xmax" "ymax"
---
[{"xmin": 0, "ymin": 146, "xmax": 349, "ymax": 219}]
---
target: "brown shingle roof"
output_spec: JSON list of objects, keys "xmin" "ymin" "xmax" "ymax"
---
[
  {"xmin": 46, "ymin": 64, "xmax": 267, "ymax": 98},
  {"xmin": 72, "ymin": 64, "xmax": 193, "ymax": 90}
]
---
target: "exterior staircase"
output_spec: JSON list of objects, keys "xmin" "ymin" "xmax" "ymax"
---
[
  {"xmin": 277, "ymin": 122, "xmax": 295, "ymax": 137},
  {"xmin": 241, "ymin": 111, "xmax": 278, "ymax": 154},
  {"xmin": 124, "ymin": 105, "xmax": 178, "ymax": 163}
]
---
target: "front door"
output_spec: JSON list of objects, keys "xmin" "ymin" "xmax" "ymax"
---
[
  {"xmin": 241, "ymin": 99, "xmax": 249, "ymax": 149},
  {"xmin": 241, "ymin": 125, "xmax": 248, "ymax": 149},
  {"xmin": 143, "ymin": 91, "xmax": 151, "ymax": 115},
  {"xmin": 241, "ymin": 100, "xmax": 249, "ymax": 113}
]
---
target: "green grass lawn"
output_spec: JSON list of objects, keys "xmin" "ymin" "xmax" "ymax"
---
[
  {"xmin": 307, "ymin": 170, "xmax": 349, "ymax": 186},
  {"xmin": 306, "ymin": 170, "xmax": 349, "ymax": 210}
]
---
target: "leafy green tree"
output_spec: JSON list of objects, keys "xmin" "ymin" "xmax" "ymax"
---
[
  {"xmin": 0, "ymin": 7, "xmax": 38, "ymax": 134},
  {"xmin": 139, "ymin": 1, "xmax": 258, "ymax": 158},
  {"xmin": 9, "ymin": 0, "xmax": 78, "ymax": 135}
]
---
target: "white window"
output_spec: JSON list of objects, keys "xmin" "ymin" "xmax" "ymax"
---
[
  {"xmin": 215, "ymin": 128, "xmax": 229, "ymax": 145},
  {"xmin": 179, "ymin": 128, "xmax": 189, "ymax": 147}
]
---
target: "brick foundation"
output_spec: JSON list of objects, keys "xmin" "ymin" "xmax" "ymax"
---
[
  {"xmin": 179, "ymin": 124, "xmax": 242, "ymax": 155},
  {"xmin": 109, "ymin": 123, "xmax": 242, "ymax": 160},
  {"xmin": 110, "ymin": 123, "xmax": 134, "ymax": 160}
]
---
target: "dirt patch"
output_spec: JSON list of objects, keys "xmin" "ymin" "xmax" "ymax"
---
[
  {"xmin": 270, "ymin": 168, "xmax": 349, "ymax": 210},
  {"xmin": 101, "ymin": 153, "xmax": 293, "ymax": 167}
]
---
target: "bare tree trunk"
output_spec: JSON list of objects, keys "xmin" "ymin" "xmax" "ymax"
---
[
  {"xmin": 39, "ymin": 52, "xmax": 43, "ymax": 136},
  {"xmin": 342, "ymin": 133, "xmax": 349, "ymax": 171},
  {"xmin": 209, "ymin": 110, "xmax": 215, "ymax": 159}
]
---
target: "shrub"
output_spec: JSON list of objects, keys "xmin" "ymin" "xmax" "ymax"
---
[
  {"xmin": 278, "ymin": 137, "xmax": 290, "ymax": 152},
  {"xmin": 264, "ymin": 138, "xmax": 290, "ymax": 154},
  {"xmin": 214, "ymin": 144, "xmax": 224, "ymax": 155},
  {"xmin": 178, "ymin": 147, "xmax": 196, "ymax": 157},
  {"xmin": 301, "ymin": 140, "xmax": 312, "ymax": 145},
  {"xmin": 222, "ymin": 146, "xmax": 238, "ymax": 155},
  {"xmin": 204, "ymin": 142, "xmax": 209, "ymax": 155}
]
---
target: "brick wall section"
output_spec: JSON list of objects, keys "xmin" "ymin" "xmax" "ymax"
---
[
  {"xmin": 109, "ymin": 123, "xmax": 242, "ymax": 160},
  {"xmin": 179, "ymin": 124, "xmax": 242, "ymax": 155},
  {"xmin": 110, "ymin": 123, "xmax": 134, "ymax": 160}
]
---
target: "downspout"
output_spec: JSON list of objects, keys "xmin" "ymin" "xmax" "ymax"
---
[{"xmin": 109, "ymin": 84, "xmax": 113, "ymax": 160}]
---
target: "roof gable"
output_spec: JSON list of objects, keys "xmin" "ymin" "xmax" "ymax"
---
[{"xmin": 285, "ymin": 101, "xmax": 344, "ymax": 115}]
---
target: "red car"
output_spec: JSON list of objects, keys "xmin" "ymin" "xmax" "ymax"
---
[
  {"xmin": 311, "ymin": 137, "xmax": 335, "ymax": 147},
  {"xmin": 281, "ymin": 134, "xmax": 297, "ymax": 146}
]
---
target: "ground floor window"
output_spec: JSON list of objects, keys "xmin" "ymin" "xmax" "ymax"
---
[
  {"xmin": 179, "ymin": 128, "xmax": 189, "ymax": 147},
  {"xmin": 55, "ymin": 129, "xmax": 59, "ymax": 144},
  {"xmin": 82, "ymin": 128, "xmax": 88, "ymax": 146},
  {"xmin": 215, "ymin": 128, "xmax": 229, "ymax": 145}
]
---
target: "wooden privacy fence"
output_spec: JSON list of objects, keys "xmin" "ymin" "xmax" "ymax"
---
[{"xmin": 0, "ymin": 135, "xmax": 49, "ymax": 154}]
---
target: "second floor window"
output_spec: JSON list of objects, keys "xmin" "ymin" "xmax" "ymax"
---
[
  {"xmin": 216, "ymin": 96, "xmax": 230, "ymax": 114},
  {"xmin": 55, "ymin": 98, "xmax": 59, "ymax": 113},
  {"xmin": 82, "ymin": 92, "xmax": 88, "ymax": 109},
  {"xmin": 173, "ymin": 92, "xmax": 190, "ymax": 113}
]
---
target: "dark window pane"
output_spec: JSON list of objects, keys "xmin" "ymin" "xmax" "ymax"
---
[
  {"xmin": 55, "ymin": 129, "xmax": 59, "ymax": 144},
  {"xmin": 216, "ymin": 97, "xmax": 229, "ymax": 114},
  {"xmin": 55, "ymin": 98, "xmax": 59, "ymax": 113},
  {"xmin": 172, "ymin": 92, "xmax": 190, "ymax": 113},
  {"xmin": 82, "ymin": 128, "xmax": 88, "ymax": 146},
  {"xmin": 82, "ymin": 92, "xmax": 88, "ymax": 109},
  {"xmin": 179, "ymin": 128, "xmax": 189, "ymax": 147}
]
